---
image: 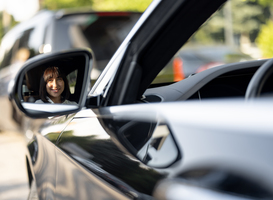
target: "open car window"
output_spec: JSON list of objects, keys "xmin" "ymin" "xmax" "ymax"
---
[{"xmin": 152, "ymin": 0, "xmax": 259, "ymax": 85}]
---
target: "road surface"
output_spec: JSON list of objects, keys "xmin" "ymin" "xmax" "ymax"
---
[{"xmin": 0, "ymin": 129, "xmax": 29, "ymax": 200}]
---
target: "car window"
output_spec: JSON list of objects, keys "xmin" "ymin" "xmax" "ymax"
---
[
  {"xmin": 152, "ymin": 0, "xmax": 258, "ymax": 85},
  {"xmin": 54, "ymin": 13, "xmax": 141, "ymax": 81},
  {"xmin": 0, "ymin": 28, "xmax": 37, "ymax": 69}
]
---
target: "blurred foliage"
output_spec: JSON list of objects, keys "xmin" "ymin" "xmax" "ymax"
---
[
  {"xmin": 257, "ymin": 0, "xmax": 273, "ymax": 8},
  {"xmin": 40, "ymin": 0, "xmax": 152, "ymax": 11},
  {"xmin": 0, "ymin": 13, "xmax": 18, "ymax": 43},
  {"xmin": 1, "ymin": 0, "xmax": 273, "ymax": 51},
  {"xmin": 256, "ymin": 20, "xmax": 273, "ymax": 58},
  {"xmin": 0, "ymin": 14, "xmax": 4, "ymax": 41},
  {"xmin": 92, "ymin": 0, "xmax": 153, "ymax": 12},
  {"xmin": 191, "ymin": 0, "xmax": 266, "ymax": 45},
  {"xmin": 41, "ymin": 0, "xmax": 94, "ymax": 10},
  {"xmin": 232, "ymin": 0, "xmax": 264, "ymax": 35}
]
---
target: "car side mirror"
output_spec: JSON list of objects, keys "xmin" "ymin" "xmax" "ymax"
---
[{"xmin": 11, "ymin": 49, "xmax": 93, "ymax": 118}]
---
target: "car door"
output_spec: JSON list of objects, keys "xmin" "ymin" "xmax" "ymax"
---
[
  {"xmin": 54, "ymin": 109, "xmax": 165, "ymax": 199},
  {"xmin": 27, "ymin": 114, "xmax": 75, "ymax": 200},
  {"xmin": 11, "ymin": 0, "xmax": 229, "ymax": 199},
  {"xmin": 52, "ymin": 1, "xmax": 228, "ymax": 197}
]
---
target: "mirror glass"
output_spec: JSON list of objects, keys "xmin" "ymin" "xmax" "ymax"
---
[{"xmin": 15, "ymin": 52, "xmax": 90, "ymax": 116}]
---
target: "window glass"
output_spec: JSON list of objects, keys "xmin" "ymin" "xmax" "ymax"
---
[
  {"xmin": 12, "ymin": 29, "xmax": 34, "ymax": 64},
  {"xmin": 55, "ymin": 13, "xmax": 141, "ymax": 81},
  {"xmin": 0, "ymin": 43, "xmax": 15, "ymax": 69},
  {"xmin": 0, "ymin": 29, "xmax": 34, "ymax": 69}
]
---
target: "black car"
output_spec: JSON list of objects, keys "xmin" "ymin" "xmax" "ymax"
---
[
  {"xmin": 7, "ymin": 0, "xmax": 273, "ymax": 199},
  {"xmin": 0, "ymin": 9, "xmax": 141, "ymax": 96}
]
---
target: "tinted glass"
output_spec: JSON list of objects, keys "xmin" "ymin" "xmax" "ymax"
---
[
  {"xmin": 0, "ymin": 29, "xmax": 34, "ymax": 69},
  {"xmin": 54, "ymin": 13, "xmax": 141, "ymax": 73}
]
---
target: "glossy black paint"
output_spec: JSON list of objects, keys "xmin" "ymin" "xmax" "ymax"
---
[
  {"xmin": 27, "ymin": 110, "xmax": 167, "ymax": 199},
  {"xmin": 56, "ymin": 116, "xmax": 164, "ymax": 198},
  {"xmin": 178, "ymin": 168, "xmax": 273, "ymax": 199}
]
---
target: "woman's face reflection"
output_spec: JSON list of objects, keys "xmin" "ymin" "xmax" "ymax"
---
[{"xmin": 46, "ymin": 74, "xmax": 64, "ymax": 102}]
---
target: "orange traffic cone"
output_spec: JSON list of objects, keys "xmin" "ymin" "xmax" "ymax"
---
[{"xmin": 173, "ymin": 57, "xmax": 185, "ymax": 81}]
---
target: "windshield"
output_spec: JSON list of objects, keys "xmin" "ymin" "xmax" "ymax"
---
[{"xmin": 153, "ymin": 0, "xmax": 267, "ymax": 84}]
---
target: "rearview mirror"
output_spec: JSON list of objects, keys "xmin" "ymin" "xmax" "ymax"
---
[{"xmin": 11, "ymin": 49, "xmax": 93, "ymax": 118}]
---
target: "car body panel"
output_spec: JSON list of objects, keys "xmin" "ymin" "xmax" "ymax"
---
[
  {"xmin": 30, "ymin": 99, "xmax": 273, "ymax": 198},
  {"xmin": 55, "ymin": 116, "xmax": 163, "ymax": 199},
  {"xmin": 32, "ymin": 134, "xmax": 57, "ymax": 200},
  {"xmin": 96, "ymin": 100, "xmax": 273, "ymax": 193},
  {"xmin": 55, "ymin": 146, "xmax": 131, "ymax": 200}
]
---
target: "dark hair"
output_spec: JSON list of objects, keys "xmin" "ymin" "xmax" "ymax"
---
[{"xmin": 39, "ymin": 66, "xmax": 70, "ymax": 103}]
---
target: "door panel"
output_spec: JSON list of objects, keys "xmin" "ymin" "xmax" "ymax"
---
[
  {"xmin": 41, "ymin": 114, "xmax": 75, "ymax": 144},
  {"xmin": 33, "ymin": 134, "xmax": 57, "ymax": 200},
  {"xmin": 55, "ymin": 148, "xmax": 129, "ymax": 200},
  {"xmin": 56, "ymin": 116, "xmax": 164, "ymax": 199}
]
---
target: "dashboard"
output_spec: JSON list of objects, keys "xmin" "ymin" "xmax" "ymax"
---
[{"xmin": 144, "ymin": 59, "xmax": 272, "ymax": 103}]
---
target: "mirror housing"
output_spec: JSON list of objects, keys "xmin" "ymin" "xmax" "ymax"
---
[{"xmin": 11, "ymin": 49, "xmax": 93, "ymax": 118}]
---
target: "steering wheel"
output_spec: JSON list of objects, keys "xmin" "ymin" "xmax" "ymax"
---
[{"xmin": 245, "ymin": 59, "xmax": 273, "ymax": 100}]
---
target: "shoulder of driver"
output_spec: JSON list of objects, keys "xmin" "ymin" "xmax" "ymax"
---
[
  {"xmin": 35, "ymin": 99, "xmax": 44, "ymax": 104},
  {"xmin": 35, "ymin": 99, "xmax": 77, "ymax": 104},
  {"xmin": 62, "ymin": 100, "xmax": 77, "ymax": 105}
]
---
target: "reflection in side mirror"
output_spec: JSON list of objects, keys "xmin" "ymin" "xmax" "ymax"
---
[{"xmin": 12, "ymin": 49, "xmax": 93, "ymax": 118}]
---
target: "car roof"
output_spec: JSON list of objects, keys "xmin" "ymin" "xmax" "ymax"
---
[{"xmin": 2, "ymin": 9, "xmax": 141, "ymax": 36}]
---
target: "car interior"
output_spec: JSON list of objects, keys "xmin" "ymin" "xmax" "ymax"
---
[{"xmin": 144, "ymin": 57, "xmax": 273, "ymax": 103}]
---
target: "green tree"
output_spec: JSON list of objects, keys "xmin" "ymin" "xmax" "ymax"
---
[
  {"xmin": 255, "ymin": 0, "xmax": 273, "ymax": 57},
  {"xmin": 92, "ymin": 0, "xmax": 153, "ymax": 12},
  {"xmin": 40, "ymin": 0, "xmax": 152, "ymax": 12},
  {"xmin": 0, "ymin": 13, "xmax": 4, "ymax": 41},
  {"xmin": 0, "ymin": 12, "xmax": 18, "ymax": 43},
  {"xmin": 256, "ymin": 20, "xmax": 273, "ymax": 57},
  {"xmin": 258, "ymin": 0, "xmax": 273, "ymax": 17},
  {"xmin": 40, "ymin": 0, "xmax": 93, "ymax": 10},
  {"xmin": 191, "ymin": 0, "xmax": 265, "ymax": 46},
  {"xmin": 232, "ymin": 0, "xmax": 263, "ymax": 37}
]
